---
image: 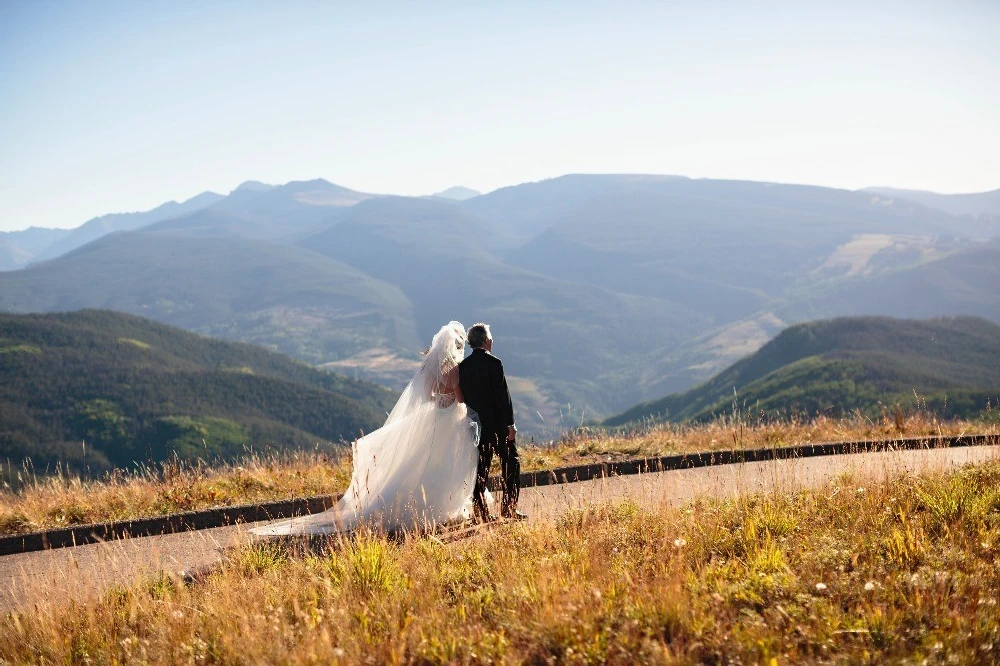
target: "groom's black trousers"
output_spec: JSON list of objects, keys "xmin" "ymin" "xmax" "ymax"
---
[{"xmin": 474, "ymin": 427, "xmax": 520, "ymax": 517}]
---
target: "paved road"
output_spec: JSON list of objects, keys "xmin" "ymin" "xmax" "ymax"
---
[{"xmin": 2, "ymin": 444, "xmax": 998, "ymax": 613}]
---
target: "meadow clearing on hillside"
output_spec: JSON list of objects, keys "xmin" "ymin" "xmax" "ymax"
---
[
  {"xmin": 2, "ymin": 412, "xmax": 997, "ymax": 536},
  {"xmin": 2, "ymin": 459, "xmax": 998, "ymax": 663}
]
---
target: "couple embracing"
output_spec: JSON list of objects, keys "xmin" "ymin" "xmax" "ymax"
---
[{"xmin": 252, "ymin": 322, "xmax": 524, "ymax": 537}]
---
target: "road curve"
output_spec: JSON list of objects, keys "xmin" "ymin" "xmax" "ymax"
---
[{"xmin": 3, "ymin": 444, "xmax": 999, "ymax": 613}]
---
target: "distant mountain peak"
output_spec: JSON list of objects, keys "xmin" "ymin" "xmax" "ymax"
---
[
  {"xmin": 268, "ymin": 178, "xmax": 376, "ymax": 207},
  {"xmin": 233, "ymin": 180, "xmax": 276, "ymax": 193},
  {"xmin": 292, "ymin": 178, "xmax": 335, "ymax": 188},
  {"xmin": 433, "ymin": 186, "xmax": 481, "ymax": 201},
  {"xmin": 183, "ymin": 191, "xmax": 225, "ymax": 205}
]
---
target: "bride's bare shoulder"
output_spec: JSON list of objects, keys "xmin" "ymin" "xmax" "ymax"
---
[{"xmin": 443, "ymin": 365, "xmax": 464, "ymax": 403}]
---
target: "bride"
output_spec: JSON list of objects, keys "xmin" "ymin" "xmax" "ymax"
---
[{"xmin": 251, "ymin": 322, "xmax": 481, "ymax": 536}]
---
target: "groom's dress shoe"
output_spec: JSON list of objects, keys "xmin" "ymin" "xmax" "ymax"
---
[{"xmin": 502, "ymin": 509, "xmax": 527, "ymax": 521}]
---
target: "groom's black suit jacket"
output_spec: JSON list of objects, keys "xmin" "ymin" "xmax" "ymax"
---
[{"xmin": 459, "ymin": 347, "xmax": 514, "ymax": 436}]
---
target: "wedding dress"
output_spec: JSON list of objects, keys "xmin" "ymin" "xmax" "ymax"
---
[{"xmin": 250, "ymin": 322, "xmax": 481, "ymax": 536}]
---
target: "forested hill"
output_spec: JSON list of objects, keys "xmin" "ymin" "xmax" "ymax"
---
[
  {"xmin": 605, "ymin": 316, "xmax": 1000, "ymax": 426},
  {"xmin": 0, "ymin": 310, "xmax": 397, "ymax": 475}
]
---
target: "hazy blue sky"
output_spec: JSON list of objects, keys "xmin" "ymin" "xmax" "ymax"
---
[{"xmin": 2, "ymin": 0, "xmax": 998, "ymax": 231}]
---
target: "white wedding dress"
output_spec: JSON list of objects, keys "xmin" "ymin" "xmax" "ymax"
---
[{"xmin": 250, "ymin": 322, "xmax": 482, "ymax": 536}]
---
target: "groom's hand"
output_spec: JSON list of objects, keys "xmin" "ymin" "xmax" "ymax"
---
[{"xmin": 507, "ymin": 425, "xmax": 517, "ymax": 443}]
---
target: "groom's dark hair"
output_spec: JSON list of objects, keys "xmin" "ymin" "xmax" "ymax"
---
[{"xmin": 467, "ymin": 323, "xmax": 491, "ymax": 349}]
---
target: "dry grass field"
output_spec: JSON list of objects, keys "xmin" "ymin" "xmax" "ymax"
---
[
  {"xmin": 1, "ymin": 455, "xmax": 998, "ymax": 663},
  {"xmin": 2, "ymin": 412, "xmax": 996, "ymax": 536}
]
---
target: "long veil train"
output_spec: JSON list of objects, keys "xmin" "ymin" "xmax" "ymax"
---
[{"xmin": 251, "ymin": 322, "xmax": 481, "ymax": 536}]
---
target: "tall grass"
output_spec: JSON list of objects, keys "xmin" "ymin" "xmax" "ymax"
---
[
  {"xmin": 0, "ymin": 451, "xmax": 352, "ymax": 536},
  {"xmin": 3, "ymin": 461, "xmax": 998, "ymax": 663},
  {"xmin": 2, "ymin": 412, "xmax": 996, "ymax": 536},
  {"xmin": 523, "ymin": 409, "xmax": 996, "ymax": 469}
]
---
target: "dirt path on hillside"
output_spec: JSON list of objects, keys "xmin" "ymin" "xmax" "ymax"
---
[{"xmin": 2, "ymin": 445, "xmax": 998, "ymax": 613}]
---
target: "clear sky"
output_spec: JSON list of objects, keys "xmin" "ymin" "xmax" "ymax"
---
[{"xmin": 2, "ymin": 0, "xmax": 998, "ymax": 231}]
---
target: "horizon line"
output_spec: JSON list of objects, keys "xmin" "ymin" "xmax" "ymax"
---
[{"xmin": 4, "ymin": 172, "xmax": 998, "ymax": 234}]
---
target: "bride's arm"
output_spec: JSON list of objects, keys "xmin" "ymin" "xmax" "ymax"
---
[{"xmin": 446, "ymin": 365, "xmax": 464, "ymax": 403}]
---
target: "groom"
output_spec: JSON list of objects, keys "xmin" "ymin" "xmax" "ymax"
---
[{"xmin": 459, "ymin": 323, "xmax": 525, "ymax": 522}]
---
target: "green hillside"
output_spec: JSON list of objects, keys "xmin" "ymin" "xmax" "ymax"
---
[
  {"xmin": 0, "ymin": 310, "xmax": 396, "ymax": 475},
  {"xmin": 0, "ymin": 230, "xmax": 420, "ymax": 363},
  {"xmin": 605, "ymin": 316, "xmax": 1000, "ymax": 425}
]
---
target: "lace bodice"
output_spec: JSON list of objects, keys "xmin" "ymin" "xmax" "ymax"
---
[{"xmin": 433, "ymin": 391, "xmax": 457, "ymax": 409}]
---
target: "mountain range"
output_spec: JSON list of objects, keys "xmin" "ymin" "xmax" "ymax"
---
[
  {"xmin": 30, "ymin": 191, "xmax": 226, "ymax": 263},
  {"xmin": 862, "ymin": 187, "xmax": 1000, "ymax": 222},
  {"xmin": 605, "ymin": 316, "xmax": 1000, "ymax": 425},
  {"xmin": 2, "ymin": 174, "xmax": 998, "ymax": 432},
  {"xmin": 0, "ymin": 227, "xmax": 70, "ymax": 270},
  {"xmin": 0, "ymin": 310, "xmax": 396, "ymax": 475}
]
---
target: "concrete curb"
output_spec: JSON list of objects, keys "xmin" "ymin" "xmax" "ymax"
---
[
  {"xmin": 0, "ymin": 495, "xmax": 335, "ymax": 557},
  {"xmin": 2, "ymin": 434, "xmax": 995, "ymax": 556},
  {"xmin": 504, "ymin": 433, "xmax": 999, "ymax": 489}
]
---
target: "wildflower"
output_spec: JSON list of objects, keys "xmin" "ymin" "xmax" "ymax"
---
[
  {"xmin": 674, "ymin": 537, "xmax": 687, "ymax": 548},
  {"xmin": 864, "ymin": 581, "xmax": 875, "ymax": 591},
  {"xmin": 815, "ymin": 583, "xmax": 827, "ymax": 591},
  {"xmin": 856, "ymin": 487, "xmax": 865, "ymax": 493},
  {"xmin": 172, "ymin": 610, "xmax": 184, "ymax": 619}
]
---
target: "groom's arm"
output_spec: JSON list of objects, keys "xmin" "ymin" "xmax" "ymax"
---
[{"xmin": 493, "ymin": 361, "xmax": 515, "ymax": 438}]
